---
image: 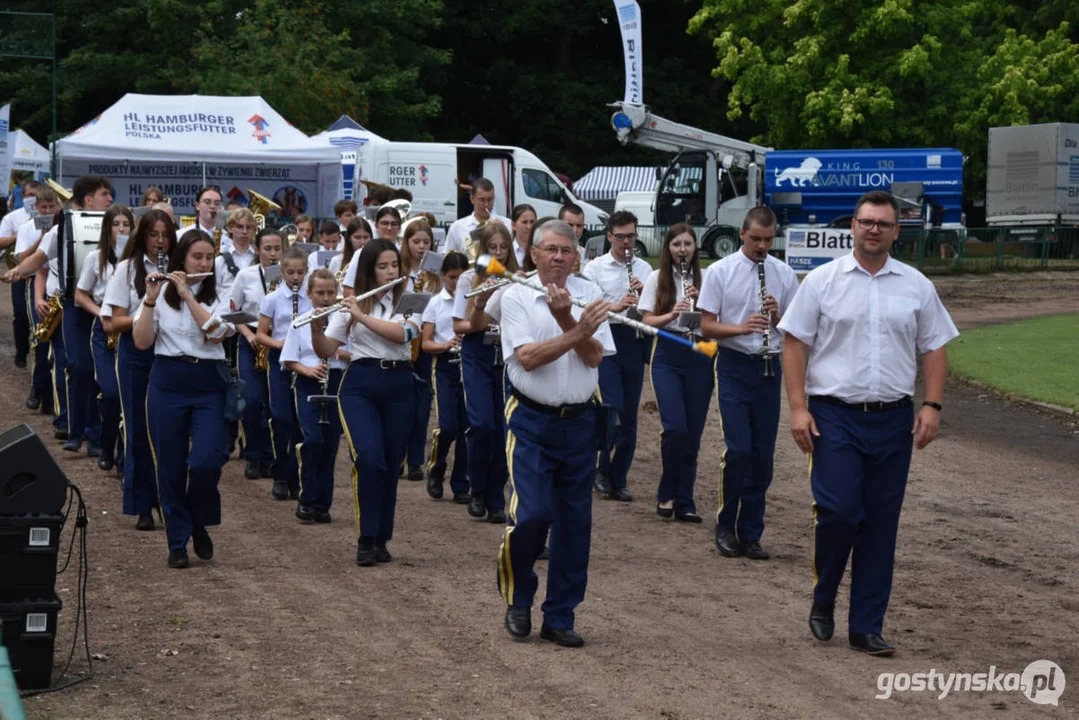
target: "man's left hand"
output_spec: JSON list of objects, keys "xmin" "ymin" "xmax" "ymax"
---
[{"xmin": 912, "ymin": 406, "xmax": 940, "ymax": 449}]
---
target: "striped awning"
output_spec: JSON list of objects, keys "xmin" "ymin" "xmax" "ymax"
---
[{"xmin": 573, "ymin": 166, "xmax": 662, "ymax": 201}]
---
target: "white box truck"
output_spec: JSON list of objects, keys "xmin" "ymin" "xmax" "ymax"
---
[{"xmin": 987, "ymin": 123, "xmax": 1079, "ymax": 226}]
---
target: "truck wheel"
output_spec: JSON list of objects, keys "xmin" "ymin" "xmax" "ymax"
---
[
  {"xmin": 635, "ymin": 240, "xmax": 648, "ymax": 258},
  {"xmin": 706, "ymin": 229, "xmax": 737, "ymax": 259}
]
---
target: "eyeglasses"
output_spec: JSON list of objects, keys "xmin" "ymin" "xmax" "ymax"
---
[
  {"xmin": 854, "ymin": 218, "xmax": 896, "ymax": 231},
  {"xmin": 378, "ymin": 220, "xmax": 401, "ymax": 228},
  {"xmin": 610, "ymin": 232, "xmax": 638, "ymax": 242}
]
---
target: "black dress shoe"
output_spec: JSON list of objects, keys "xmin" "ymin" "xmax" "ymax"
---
[
  {"xmin": 849, "ymin": 633, "xmax": 896, "ymax": 656},
  {"xmin": 540, "ymin": 624, "xmax": 585, "ymax": 648},
  {"xmin": 271, "ymin": 480, "xmax": 289, "ymax": 500},
  {"xmin": 468, "ymin": 493, "xmax": 486, "ymax": 518},
  {"xmin": 675, "ymin": 512, "xmax": 703, "ymax": 524},
  {"xmin": 288, "ymin": 485, "xmax": 300, "ymax": 500},
  {"xmin": 452, "ymin": 491, "xmax": 470, "ymax": 504},
  {"xmin": 62, "ymin": 439, "xmax": 81, "ymax": 452},
  {"xmin": 714, "ymin": 527, "xmax": 742, "ymax": 557},
  {"xmin": 97, "ymin": 456, "xmax": 114, "ymax": 472},
  {"xmin": 742, "ymin": 540, "xmax": 770, "ymax": 560},
  {"xmin": 192, "ymin": 526, "xmax": 213, "ymax": 560},
  {"xmin": 86, "ymin": 440, "xmax": 101, "ymax": 458},
  {"xmin": 809, "ymin": 604, "xmax": 835, "ymax": 641},
  {"xmin": 609, "ymin": 487, "xmax": 633, "ymax": 502},
  {"xmin": 505, "ymin": 606, "xmax": 531, "ymax": 639},
  {"xmin": 426, "ymin": 474, "xmax": 444, "ymax": 499},
  {"xmin": 244, "ymin": 460, "xmax": 260, "ymax": 479},
  {"xmin": 487, "ymin": 508, "xmax": 506, "ymax": 524},
  {"xmin": 167, "ymin": 549, "xmax": 190, "ymax": 569},
  {"xmin": 407, "ymin": 464, "xmax": 423, "ymax": 481},
  {"xmin": 54, "ymin": 428, "xmax": 69, "ymax": 441},
  {"xmin": 356, "ymin": 538, "xmax": 378, "ymax": 567},
  {"xmin": 15, "ymin": 355, "xmax": 27, "ymax": 369},
  {"xmin": 593, "ymin": 471, "xmax": 612, "ymax": 495},
  {"xmin": 656, "ymin": 503, "xmax": 674, "ymax": 519},
  {"xmin": 374, "ymin": 540, "xmax": 392, "ymax": 563},
  {"xmin": 259, "ymin": 462, "xmax": 274, "ymax": 479},
  {"xmin": 313, "ymin": 510, "xmax": 332, "ymax": 524},
  {"xmin": 135, "ymin": 513, "xmax": 155, "ymax": 531},
  {"xmin": 24, "ymin": 393, "xmax": 41, "ymax": 410},
  {"xmin": 296, "ymin": 504, "xmax": 317, "ymax": 522}
]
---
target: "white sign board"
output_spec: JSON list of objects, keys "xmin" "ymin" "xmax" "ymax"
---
[{"xmin": 785, "ymin": 227, "xmax": 853, "ymax": 274}]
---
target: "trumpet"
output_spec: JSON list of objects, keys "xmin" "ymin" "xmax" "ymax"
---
[
  {"xmin": 463, "ymin": 270, "xmax": 539, "ymax": 298},
  {"xmin": 291, "ymin": 277, "xmax": 407, "ymax": 328},
  {"xmin": 475, "ymin": 255, "xmax": 717, "ymax": 358}
]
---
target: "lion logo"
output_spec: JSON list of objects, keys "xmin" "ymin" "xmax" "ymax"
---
[{"xmin": 774, "ymin": 157, "xmax": 822, "ymax": 187}]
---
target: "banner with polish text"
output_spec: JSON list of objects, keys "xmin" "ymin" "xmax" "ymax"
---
[
  {"xmin": 614, "ymin": 1, "xmax": 643, "ymax": 105},
  {"xmin": 0, "ymin": 104, "xmax": 11, "ymax": 196}
]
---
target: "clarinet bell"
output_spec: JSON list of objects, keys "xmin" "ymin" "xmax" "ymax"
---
[{"xmin": 762, "ymin": 354, "xmax": 775, "ymax": 379}]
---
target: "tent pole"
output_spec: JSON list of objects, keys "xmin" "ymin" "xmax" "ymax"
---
[{"xmin": 202, "ymin": 163, "xmax": 206, "ymax": 187}]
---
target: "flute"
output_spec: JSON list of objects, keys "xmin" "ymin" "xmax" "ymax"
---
[
  {"xmin": 147, "ymin": 271, "xmax": 214, "ymax": 284},
  {"xmin": 291, "ymin": 277, "xmax": 407, "ymax": 328},
  {"xmin": 476, "ymin": 255, "xmax": 717, "ymax": 358},
  {"xmin": 463, "ymin": 270, "xmax": 539, "ymax": 298}
]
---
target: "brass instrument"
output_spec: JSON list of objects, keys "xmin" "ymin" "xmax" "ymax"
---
[
  {"xmin": 3, "ymin": 248, "xmax": 16, "ymax": 271},
  {"xmin": 106, "ymin": 330, "xmax": 121, "ymax": 351},
  {"xmin": 292, "ymin": 277, "xmax": 407, "ymax": 328},
  {"xmin": 34, "ymin": 295, "xmax": 64, "ymax": 343},
  {"xmin": 335, "ymin": 259, "xmax": 351, "ymax": 286},
  {"xmin": 278, "ymin": 223, "xmax": 299, "ymax": 246},
  {"xmin": 213, "ymin": 226, "xmax": 223, "ymax": 255},
  {"xmin": 248, "ymin": 189, "xmax": 282, "ymax": 231},
  {"xmin": 465, "ymin": 218, "xmax": 493, "ymax": 264},
  {"xmin": 45, "ymin": 178, "xmax": 73, "ymax": 203},
  {"xmin": 308, "ymin": 358, "xmax": 335, "ymax": 425},
  {"xmin": 254, "ymin": 342, "xmax": 270, "ymax": 372},
  {"xmin": 756, "ymin": 253, "xmax": 777, "ymax": 378}
]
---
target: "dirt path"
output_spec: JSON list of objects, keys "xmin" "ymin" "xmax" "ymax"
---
[{"xmin": 4, "ymin": 275, "xmax": 1076, "ymax": 719}]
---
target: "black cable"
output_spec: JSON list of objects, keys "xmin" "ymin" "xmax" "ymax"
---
[{"xmin": 19, "ymin": 482, "xmax": 94, "ymax": 698}]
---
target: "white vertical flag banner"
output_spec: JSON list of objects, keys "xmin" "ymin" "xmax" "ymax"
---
[
  {"xmin": 0, "ymin": 104, "xmax": 12, "ymax": 197},
  {"xmin": 614, "ymin": 1, "xmax": 643, "ymax": 105}
]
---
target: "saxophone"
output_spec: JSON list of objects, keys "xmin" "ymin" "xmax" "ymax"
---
[
  {"xmin": 33, "ymin": 295, "xmax": 64, "ymax": 344},
  {"xmin": 253, "ymin": 276, "xmax": 279, "ymax": 372},
  {"xmin": 213, "ymin": 226, "xmax": 223, "ymax": 255},
  {"xmin": 335, "ymin": 259, "xmax": 351, "ymax": 286},
  {"xmin": 106, "ymin": 328, "xmax": 121, "ymax": 350}
]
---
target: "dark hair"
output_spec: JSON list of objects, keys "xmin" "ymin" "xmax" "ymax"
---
[
  {"xmin": 512, "ymin": 204, "xmax": 536, "ymax": 223},
  {"xmin": 522, "ymin": 215, "xmax": 555, "ymax": 272},
  {"xmin": 307, "ymin": 267, "xmax": 336, "ymax": 294},
  {"xmin": 655, "ymin": 223, "xmax": 699, "ymax": 315},
  {"xmin": 72, "ymin": 175, "xmax": 113, "ymax": 207},
  {"xmin": 607, "ymin": 210, "xmax": 638, "ymax": 232},
  {"xmin": 558, "ymin": 203, "xmax": 584, "ymax": 220},
  {"xmin": 97, "ymin": 204, "xmax": 135, "ymax": 278},
  {"xmin": 343, "ymin": 217, "xmax": 373, "ymax": 266},
  {"xmin": 23, "ymin": 180, "xmax": 41, "ymax": 193},
  {"xmin": 854, "ymin": 190, "xmax": 900, "ymax": 222},
  {"xmin": 196, "ymin": 186, "xmax": 222, "ymax": 203},
  {"xmin": 391, "ymin": 188, "xmax": 413, "ymax": 201},
  {"xmin": 318, "ymin": 219, "xmax": 341, "ymax": 236},
  {"xmin": 353, "ymin": 238, "xmax": 405, "ymax": 314},
  {"xmin": 375, "ymin": 206, "xmax": 402, "ymax": 224},
  {"xmin": 255, "ymin": 227, "xmax": 283, "ymax": 250},
  {"xmin": 441, "ymin": 251, "xmax": 470, "ymax": 274},
  {"xmin": 333, "ymin": 199, "xmax": 358, "ymax": 217},
  {"xmin": 121, "ymin": 208, "xmax": 176, "ymax": 298},
  {"xmin": 471, "ymin": 178, "xmax": 495, "ymax": 195},
  {"xmin": 742, "ymin": 206, "xmax": 777, "ymax": 230},
  {"xmin": 163, "ymin": 231, "xmax": 218, "ymax": 310},
  {"xmin": 368, "ymin": 186, "xmax": 394, "ymax": 205},
  {"xmin": 141, "ymin": 186, "xmax": 164, "ymax": 205}
]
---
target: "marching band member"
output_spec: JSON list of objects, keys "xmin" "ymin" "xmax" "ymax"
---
[
  {"xmin": 421, "ymin": 252, "xmax": 470, "ymax": 502},
  {"xmin": 230, "ymin": 227, "xmax": 283, "ymax": 479},
  {"xmin": 256, "ymin": 247, "xmax": 311, "ymax": 500},
  {"xmin": 451, "ymin": 223, "xmax": 518, "ymax": 523},
  {"xmin": 133, "ymin": 231, "xmax": 236, "ymax": 569},
  {"xmin": 0, "ymin": 180, "xmax": 38, "ymax": 369},
  {"xmin": 141, "ymin": 187, "xmax": 165, "ymax": 206},
  {"xmin": 307, "ymin": 221, "xmax": 342, "ymax": 272},
  {"xmin": 442, "ymin": 178, "xmax": 512, "ymax": 256},
  {"xmin": 101, "ymin": 207, "xmax": 175, "ymax": 530},
  {"xmin": 75, "ymin": 204, "xmax": 134, "ymax": 472},
  {"xmin": 333, "ymin": 200, "xmax": 358, "ymax": 237},
  {"xmin": 373, "ymin": 206, "xmax": 402, "ymax": 244},
  {"xmin": 638, "ymin": 224, "xmax": 712, "ymax": 523},
  {"xmin": 582, "ymin": 210, "xmax": 652, "ymax": 502},
  {"xmin": 699, "ymin": 207, "xmax": 800, "ymax": 559},
  {"xmin": 498, "ymin": 219, "xmax": 615, "ymax": 647},
  {"xmin": 281, "ymin": 268, "xmax": 347, "ymax": 523},
  {"xmin": 293, "ymin": 214, "xmax": 315, "ymax": 244},
  {"xmin": 329, "ymin": 217, "xmax": 373, "ymax": 293},
  {"xmin": 399, "ymin": 220, "xmax": 438, "ymax": 481},
  {"xmin": 310, "ymin": 238, "xmax": 417, "ymax": 567},
  {"xmin": 178, "ymin": 186, "xmax": 225, "ymax": 243},
  {"xmin": 511, "ymin": 204, "xmax": 536, "ymax": 268},
  {"xmin": 214, "ymin": 207, "xmax": 258, "ymax": 298}
]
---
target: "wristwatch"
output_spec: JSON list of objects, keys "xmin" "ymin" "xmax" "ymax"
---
[{"xmin": 922, "ymin": 401, "xmax": 942, "ymax": 411}]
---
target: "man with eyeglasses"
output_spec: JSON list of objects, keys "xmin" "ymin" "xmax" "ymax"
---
[
  {"xmin": 778, "ymin": 190, "xmax": 958, "ymax": 657},
  {"xmin": 442, "ymin": 178, "xmax": 511, "ymax": 256},
  {"xmin": 581, "ymin": 210, "xmax": 652, "ymax": 502},
  {"xmin": 180, "ymin": 187, "xmax": 229, "ymax": 247},
  {"xmin": 498, "ymin": 219, "xmax": 614, "ymax": 647}
]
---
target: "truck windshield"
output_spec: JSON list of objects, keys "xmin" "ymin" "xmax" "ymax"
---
[{"xmin": 656, "ymin": 152, "xmax": 707, "ymax": 226}]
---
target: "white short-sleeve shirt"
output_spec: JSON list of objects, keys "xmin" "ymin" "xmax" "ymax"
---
[
  {"xmin": 638, "ymin": 266, "xmax": 712, "ymax": 335},
  {"xmin": 501, "ymin": 275, "xmax": 616, "ymax": 406},
  {"xmin": 102, "ymin": 255, "xmax": 159, "ymax": 317},
  {"xmin": 38, "ymin": 227, "xmax": 62, "ymax": 297},
  {"xmin": 230, "ymin": 263, "xmax": 273, "ymax": 328},
  {"xmin": 281, "ymin": 323, "xmax": 348, "ymax": 371},
  {"xmin": 421, "ymin": 288, "xmax": 457, "ymax": 343},
  {"xmin": 259, "ymin": 284, "xmax": 312, "ymax": 342},
  {"xmin": 135, "ymin": 284, "xmax": 235, "ymax": 360},
  {"xmin": 442, "ymin": 214, "xmax": 512, "ymax": 255},
  {"xmin": 214, "ymin": 245, "xmax": 257, "ymax": 300},
  {"xmin": 581, "ymin": 251, "xmax": 652, "ymax": 317},
  {"xmin": 777, "ymin": 252, "xmax": 959, "ymax": 402},
  {"xmin": 76, "ymin": 249, "xmax": 116, "ymax": 305},
  {"xmin": 697, "ymin": 251, "xmax": 800, "ymax": 354},
  {"xmin": 325, "ymin": 292, "xmax": 414, "ymax": 361}
]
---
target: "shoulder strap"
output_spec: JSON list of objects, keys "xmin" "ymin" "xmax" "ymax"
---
[{"xmin": 221, "ymin": 251, "xmax": 239, "ymax": 276}]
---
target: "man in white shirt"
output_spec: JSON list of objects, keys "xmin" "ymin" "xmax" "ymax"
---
[
  {"xmin": 1, "ymin": 180, "xmax": 39, "ymax": 367},
  {"xmin": 442, "ymin": 178, "xmax": 511, "ymax": 257},
  {"xmin": 698, "ymin": 207, "xmax": 800, "ymax": 561},
  {"xmin": 180, "ymin": 186, "xmax": 230, "ymax": 248},
  {"xmin": 779, "ymin": 190, "xmax": 959, "ymax": 657},
  {"xmin": 581, "ymin": 211, "xmax": 652, "ymax": 502},
  {"xmin": 498, "ymin": 219, "xmax": 614, "ymax": 648}
]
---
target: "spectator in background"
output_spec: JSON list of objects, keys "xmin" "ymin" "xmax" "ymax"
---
[{"xmin": 142, "ymin": 186, "xmax": 165, "ymax": 206}]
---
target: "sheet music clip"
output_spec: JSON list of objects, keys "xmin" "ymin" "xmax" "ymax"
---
[
  {"xmin": 419, "ymin": 250, "xmax": 445, "ymax": 274},
  {"xmin": 394, "ymin": 292, "xmax": 434, "ymax": 318},
  {"xmin": 262, "ymin": 264, "xmax": 282, "ymax": 285},
  {"xmin": 317, "ymin": 250, "xmax": 341, "ymax": 268}
]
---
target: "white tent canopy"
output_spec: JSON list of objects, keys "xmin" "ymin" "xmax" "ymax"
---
[
  {"xmin": 574, "ymin": 166, "xmax": 662, "ymax": 201},
  {"xmin": 9, "ymin": 129, "xmax": 50, "ymax": 177},
  {"xmin": 311, "ymin": 115, "xmax": 386, "ymax": 202},
  {"xmin": 55, "ymin": 93, "xmax": 342, "ymax": 218}
]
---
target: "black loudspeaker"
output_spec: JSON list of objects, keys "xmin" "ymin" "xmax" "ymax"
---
[{"xmin": 0, "ymin": 425, "xmax": 69, "ymax": 516}]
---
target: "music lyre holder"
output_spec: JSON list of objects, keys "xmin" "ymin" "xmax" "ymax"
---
[{"xmin": 308, "ymin": 390, "xmax": 336, "ymax": 425}]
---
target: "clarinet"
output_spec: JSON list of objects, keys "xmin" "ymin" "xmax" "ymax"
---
[
  {"xmin": 289, "ymin": 284, "xmax": 300, "ymax": 389},
  {"xmin": 156, "ymin": 248, "xmax": 166, "ymax": 274},
  {"xmin": 679, "ymin": 258, "xmax": 701, "ymax": 336},
  {"xmin": 756, "ymin": 253, "xmax": 775, "ymax": 378},
  {"xmin": 315, "ymin": 358, "xmax": 332, "ymax": 425},
  {"xmin": 625, "ymin": 245, "xmax": 643, "ymax": 339}
]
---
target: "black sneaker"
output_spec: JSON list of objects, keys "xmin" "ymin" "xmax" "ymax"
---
[
  {"xmin": 168, "ymin": 549, "xmax": 190, "ymax": 569},
  {"xmin": 192, "ymin": 526, "xmax": 213, "ymax": 560},
  {"xmin": 54, "ymin": 427, "xmax": 69, "ymax": 441},
  {"xmin": 426, "ymin": 473, "xmax": 444, "ymax": 499},
  {"xmin": 374, "ymin": 540, "xmax": 392, "ymax": 563},
  {"xmin": 468, "ymin": 493, "xmax": 486, "ymax": 518},
  {"xmin": 313, "ymin": 510, "xmax": 332, "ymax": 524},
  {"xmin": 487, "ymin": 508, "xmax": 506, "ymax": 524},
  {"xmin": 452, "ymin": 492, "xmax": 471, "ymax": 504},
  {"xmin": 24, "ymin": 393, "xmax": 41, "ymax": 410},
  {"xmin": 244, "ymin": 460, "xmax": 260, "ymax": 479},
  {"xmin": 295, "ymin": 504, "xmax": 317, "ymax": 522},
  {"xmin": 288, "ymin": 485, "xmax": 300, "ymax": 500},
  {"xmin": 15, "ymin": 355, "xmax": 27, "ymax": 369},
  {"xmin": 407, "ymin": 464, "xmax": 424, "ymax": 481},
  {"xmin": 271, "ymin": 481, "xmax": 289, "ymax": 500},
  {"xmin": 259, "ymin": 462, "xmax": 274, "ymax": 479},
  {"xmin": 135, "ymin": 513, "xmax": 155, "ymax": 531},
  {"xmin": 356, "ymin": 538, "xmax": 378, "ymax": 567}
]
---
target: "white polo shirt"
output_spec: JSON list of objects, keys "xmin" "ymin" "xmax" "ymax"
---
[
  {"xmin": 135, "ymin": 284, "xmax": 234, "ymax": 360},
  {"xmin": 14, "ymin": 219, "xmax": 43, "ymax": 257},
  {"xmin": 325, "ymin": 292, "xmax": 415, "ymax": 362},
  {"xmin": 76, "ymin": 250, "xmax": 116, "ymax": 305},
  {"xmin": 441, "ymin": 213, "xmax": 511, "ymax": 255},
  {"xmin": 259, "ymin": 283, "xmax": 312, "ymax": 342},
  {"xmin": 581, "ymin": 250, "xmax": 652, "ymax": 317},
  {"xmin": 501, "ymin": 275, "xmax": 616, "ymax": 406},
  {"xmin": 280, "ymin": 323, "xmax": 348, "ymax": 371},
  {"xmin": 777, "ymin": 252, "xmax": 959, "ymax": 403},
  {"xmin": 421, "ymin": 287, "xmax": 457, "ymax": 343},
  {"xmin": 697, "ymin": 251, "xmax": 801, "ymax": 354},
  {"xmin": 38, "ymin": 227, "xmax": 62, "ymax": 297}
]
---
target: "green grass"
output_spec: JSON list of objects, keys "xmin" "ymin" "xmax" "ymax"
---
[{"xmin": 949, "ymin": 314, "xmax": 1079, "ymax": 410}]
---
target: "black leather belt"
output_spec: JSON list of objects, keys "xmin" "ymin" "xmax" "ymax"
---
[
  {"xmin": 810, "ymin": 395, "xmax": 913, "ymax": 412},
  {"xmin": 159, "ymin": 354, "xmax": 217, "ymax": 364},
  {"xmin": 352, "ymin": 358, "xmax": 413, "ymax": 370},
  {"xmin": 511, "ymin": 388, "xmax": 593, "ymax": 418}
]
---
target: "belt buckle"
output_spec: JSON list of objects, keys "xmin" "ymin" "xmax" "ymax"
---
[
  {"xmin": 379, "ymin": 359, "xmax": 393, "ymax": 370},
  {"xmin": 559, "ymin": 405, "xmax": 573, "ymax": 418},
  {"xmin": 862, "ymin": 401, "xmax": 870, "ymax": 412}
]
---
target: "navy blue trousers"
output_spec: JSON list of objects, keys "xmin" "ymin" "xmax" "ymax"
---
[
  {"xmin": 498, "ymin": 399, "xmax": 596, "ymax": 630},
  {"xmin": 27, "ymin": 280, "xmax": 52, "ymax": 399},
  {"xmin": 237, "ymin": 334, "xmax": 273, "ymax": 464},
  {"xmin": 461, "ymin": 333, "xmax": 506, "ymax": 511},
  {"xmin": 90, "ymin": 320, "xmax": 121, "ymax": 463},
  {"xmin": 147, "ymin": 358, "xmax": 229, "ymax": 551},
  {"xmin": 294, "ymin": 370, "xmax": 343, "ymax": 512},
  {"xmin": 339, "ymin": 364, "xmax": 414, "ymax": 542},
  {"xmin": 429, "ymin": 354, "xmax": 468, "ymax": 494},
  {"xmin": 267, "ymin": 349, "xmax": 300, "ymax": 489},
  {"xmin": 406, "ymin": 351, "xmax": 433, "ymax": 467},
  {"xmin": 715, "ymin": 347, "xmax": 782, "ymax": 542},
  {"xmin": 596, "ymin": 325, "xmax": 646, "ymax": 490},
  {"xmin": 62, "ymin": 300, "xmax": 100, "ymax": 444},
  {"xmin": 650, "ymin": 339, "xmax": 714, "ymax": 515},
  {"xmin": 118, "ymin": 334, "xmax": 157, "ymax": 516},
  {"xmin": 810, "ymin": 398, "xmax": 913, "ymax": 635},
  {"xmin": 11, "ymin": 280, "xmax": 30, "ymax": 359}
]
